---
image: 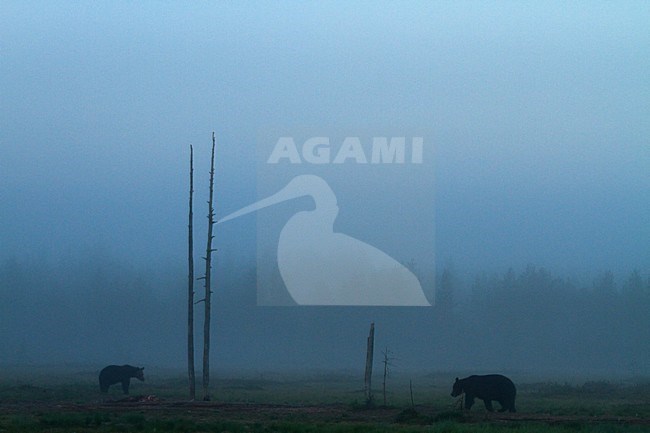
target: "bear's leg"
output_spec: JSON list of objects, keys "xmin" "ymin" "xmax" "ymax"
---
[
  {"xmin": 483, "ymin": 399, "xmax": 494, "ymax": 412},
  {"xmin": 499, "ymin": 399, "xmax": 516, "ymax": 412},
  {"xmin": 464, "ymin": 395, "xmax": 474, "ymax": 410},
  {"xmin": 122, "ymin": 379, "xmax": 130, "ymax": 395}
]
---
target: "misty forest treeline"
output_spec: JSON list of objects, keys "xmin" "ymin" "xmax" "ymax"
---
[
  {"xmin": 434, "ymin": 265, "xmax": 650, "ymax": 374},
  {"xmin": 0, "ymin": 256, "xmax": 648, "ymax": 375},
  {"xmin": 0, "ymin": 256, "xmax": 185, "ymax": 365}
]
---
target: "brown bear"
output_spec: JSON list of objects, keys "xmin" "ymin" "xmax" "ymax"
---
[
  {"xmin": 451, "ymin": 374, "xmax": 516, "ymax": 412},
  {"xmin": 99, "ymin": 365, "xmax": 144, "ymax": 394}
]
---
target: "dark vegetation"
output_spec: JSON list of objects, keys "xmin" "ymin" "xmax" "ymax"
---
[
  {"xmin": 1, "ymin": 256, "xmax": 648, "ymax": 374},
  {"xmin": 0, "ymin": 370, "xmax": 649, "ymax": 432},
  {"xmin": 1, "ymin": 256, "xmax": 648, "ymax": 432},
  {"xmin": 434, "ymin": 266, "xmax": 650, "ymax": 373}
]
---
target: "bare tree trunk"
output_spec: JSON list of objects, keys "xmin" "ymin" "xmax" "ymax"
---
[
  {"xmin": 202, "ymin": 132, "xmax": 216, "ymax": 401},
  {"xmin": 187, "ymin": 145, "xmax": 196, "ymax": 400},
  {"xmin": 364, "ymin": 322, "xmax": 375, "ymax": 405}
]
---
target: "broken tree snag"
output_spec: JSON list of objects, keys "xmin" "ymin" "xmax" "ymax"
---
[
  {"xmin": 202, "ymin": 132, "xmax": 216, "ymax": 401},
  {"xmin": 187, "ymin": 144, "xmax": 196, "ymax": 400},
  {"xmin": 364, "ymin": 322, "xmax": 375, "ymax": 405},
  {"xmin": 381, "ymin": 347, "xmax": 394, "ymax": 406}
]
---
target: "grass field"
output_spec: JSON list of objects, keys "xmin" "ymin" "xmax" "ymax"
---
[{"xmin": 1, "ymin": 367, "xmax": 649, "ymax": 432}]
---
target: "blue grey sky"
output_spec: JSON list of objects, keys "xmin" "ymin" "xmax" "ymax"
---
[{"xmin": 1, "ymin": 1, "xmax": 649, "ymax": 278}]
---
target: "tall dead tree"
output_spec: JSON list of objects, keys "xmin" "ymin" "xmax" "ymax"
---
[
  {"xmin": 202, "ymin": 132, "xmax": 217, "ymax": 401},
  {"xmin": 187, "ymin": 145, "xmax": 196, "ymax": 400},
  {"xmin": 364, "ymin": 322, "xmax": 375, "ymax": 405}
]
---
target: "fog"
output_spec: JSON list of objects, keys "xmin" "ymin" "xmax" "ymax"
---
[{"xmin": 1, "ymin": 2, "xmax": 649, "ymax": 377}]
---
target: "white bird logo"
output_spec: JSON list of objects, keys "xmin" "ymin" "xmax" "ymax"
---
[{"xmin": 219, "ymin": 175, "xmax": 431, "ymax": 306}]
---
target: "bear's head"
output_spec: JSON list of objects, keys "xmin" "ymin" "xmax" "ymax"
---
[
  {"xmin": 451, "ymin": 377, "xmax": 463, "ymax": 397},
  {"xmin": 135, "ymin": 367, "xmax": 145, "ymax": 381}
]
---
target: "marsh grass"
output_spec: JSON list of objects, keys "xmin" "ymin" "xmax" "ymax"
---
[
  {"xmin": 35, "ymin": 420, "xmax": 650, "ymax": 433},
  {"xmin": 0, "ymin": 368, "xmax": 649, "ymax": 432},
  {"xmin": 2, "ymin": 412, "xmax": 650, "ymax": 433}
]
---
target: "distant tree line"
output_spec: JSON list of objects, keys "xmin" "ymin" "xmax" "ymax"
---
[
  {"xmin": 433, "ymin": 265, "xmax": 650, "ymax": 374},
  {"xmin": 1, "ymin": 256, "xmax": 648, "ymax": 375}
]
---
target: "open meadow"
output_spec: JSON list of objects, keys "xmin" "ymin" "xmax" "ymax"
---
[{"xmin": 1, "ymin": 367, "xmax": 649, "ymax": 432}]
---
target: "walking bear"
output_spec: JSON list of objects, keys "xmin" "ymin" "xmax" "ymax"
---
[
  {"xmin": 451, "ymin": 374, "xmax": 516, "ymax": 412},
  {"xmin": 99, "ymin": 365, "xmax": 144, "ymax": 394}
]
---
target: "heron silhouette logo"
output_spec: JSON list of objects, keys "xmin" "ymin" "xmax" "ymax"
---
[{"xmin": 218, "ymin": 174, "xmax": 431, "ymax": 306}]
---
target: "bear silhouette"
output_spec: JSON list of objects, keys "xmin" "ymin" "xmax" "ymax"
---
[
  {"xmin": 451, "ymin": 374, "xmax": 516, "ymax": 412},
  {"xmin": 99, "ymin": 365, "xmax": 144, "ymax": 394}
]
